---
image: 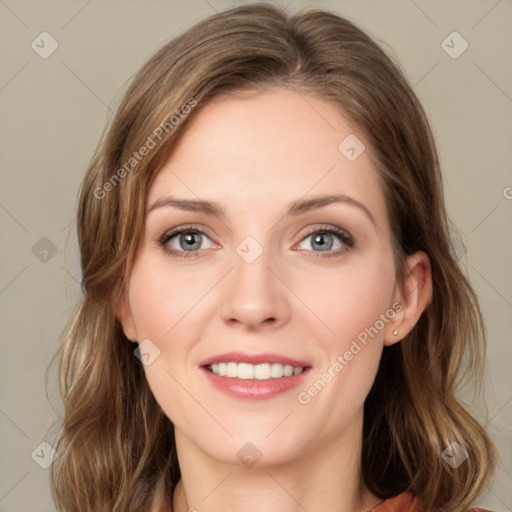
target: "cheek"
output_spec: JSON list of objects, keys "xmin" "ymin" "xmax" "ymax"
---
[
  {"xmin": 300, "ymin": 254, "xmax": 395, "ymax": 405},
  {"xmin": 294, "ymin": 259, "xmax": 395, "ymax": 428},
  {"xmin": 126, "ymin": 261, "xmax": 200, "ymax": 427},
  {"xmin": 127, "ymin": 257, "xmax": 205, "ymax": 340},
  {"xmin": 304, "ymin": 254, "xmax": 396, "ymax": 346}
]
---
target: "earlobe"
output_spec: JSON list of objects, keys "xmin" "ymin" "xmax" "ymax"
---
[
  {"xmin": 384, "ymin": 251, "xmax": 432, "ymax": 346},
  {"xmin": 115, "ymin": 289, "xmax": 138, "ymax": 342}
]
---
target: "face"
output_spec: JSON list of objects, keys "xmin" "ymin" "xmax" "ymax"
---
[{"xmin": 118, "ymin": 87, "xmax": 408, "ymax": 467}]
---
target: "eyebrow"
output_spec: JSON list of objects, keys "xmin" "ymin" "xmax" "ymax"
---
[{"xmin": 147, "ymin": 194, "xmax": 376, "ymax": 226}]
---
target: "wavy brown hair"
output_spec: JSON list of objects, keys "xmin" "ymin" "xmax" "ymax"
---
[{"xmin": 48, "ymin": 3, "xmax": 498, "ymax": 511}]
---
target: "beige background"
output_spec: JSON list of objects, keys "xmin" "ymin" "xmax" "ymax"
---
[{"xmin": 0, "ymin": 1, "xmax": 511, "ymax": 510}]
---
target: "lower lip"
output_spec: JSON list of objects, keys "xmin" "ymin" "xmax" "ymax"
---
[{"xmin": 201, "ymin": 366, "xmax": 311, "ymax": 400}]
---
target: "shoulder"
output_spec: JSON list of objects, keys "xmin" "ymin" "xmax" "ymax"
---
[
  {"xmin": 369, "ymin": 491, "xmax": 499, "ymax": 512},
  {"xmin": 368, "ymin": 490, "xmax": 421, "ymax": 511}
]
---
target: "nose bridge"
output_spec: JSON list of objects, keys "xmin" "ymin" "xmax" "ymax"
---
[{"xmin": 234, "ymin": 235, "xmax": 271, "ymax": 289}]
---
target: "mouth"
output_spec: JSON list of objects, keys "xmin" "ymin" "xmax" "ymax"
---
[
  {"xmin": 204, "ymin": 362, "xmax": 308, "ymax": 380},
  {"xmin": 199, "ymin": 351, "xmax": 312, "ymax": 379},
  {"xmin": 199, "ymin": 351, "xmax": 312, "ymax": 400}
]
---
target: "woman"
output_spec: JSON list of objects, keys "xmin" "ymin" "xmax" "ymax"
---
[{"xmin": 49, "ymin": 3, "xmax": 498, "ymax": 511}]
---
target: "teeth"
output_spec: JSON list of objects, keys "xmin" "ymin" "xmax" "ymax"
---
[{"xmin": 208, "ymin": 362, "xmax": 305, "ymax": 380}]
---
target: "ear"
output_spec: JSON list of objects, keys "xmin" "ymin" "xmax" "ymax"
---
[
  {"xmin": 115, "ymin": 288, "xmax": 138, "ymax": 342},
  {"xmin": 384, "ymin": 251, "xmax": 432, "ymax": 346}
]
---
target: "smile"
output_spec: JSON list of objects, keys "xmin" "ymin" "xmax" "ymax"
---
[{"xmin": 206, "ymin": 362, "xmax": 305, "ymax": 380}]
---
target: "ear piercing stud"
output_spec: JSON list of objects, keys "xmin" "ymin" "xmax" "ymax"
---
[{"xmin": 393, "ymin": 330, "xmax": 398, "ymax": 336}]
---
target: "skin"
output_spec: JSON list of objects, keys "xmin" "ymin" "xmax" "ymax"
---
[{"xmin": 117, "ymin": 87, "xmax": 432, "ymax": 512}]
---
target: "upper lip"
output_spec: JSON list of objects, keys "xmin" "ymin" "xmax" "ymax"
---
[{"xmin": 199, "ymin": 351, "xmax": 311, "ymax": 368}]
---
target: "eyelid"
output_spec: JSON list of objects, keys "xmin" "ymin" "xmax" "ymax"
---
[
  {"xmin": 157, "ymin": 224, "xmax": 216, "ymax": 255},
  {"xmin": 297, "ymin": 224, "xmax": 353, "ymax": 244}
]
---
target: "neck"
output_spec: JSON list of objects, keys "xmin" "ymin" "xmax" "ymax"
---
[{"xmin": 166, "ymin": 407, "xmax": 381, "ymax": 512}]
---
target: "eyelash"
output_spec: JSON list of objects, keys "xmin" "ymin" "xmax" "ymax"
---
[{"xmin": 157, "ymin": 224, "xmax": 355, "ymax": 259}]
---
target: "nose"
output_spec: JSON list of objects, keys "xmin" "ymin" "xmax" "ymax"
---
[{"xmin": 219, "ymin": 243, "xmax": 291, "ymax": 331}]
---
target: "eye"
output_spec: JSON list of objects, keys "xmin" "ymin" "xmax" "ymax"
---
[
  {"xmin": 296, "ymin": 225, "xmax": 354, "ymax": 258},
  {"xmin": 158, "ymin": 224, "xmax": 355, "ymax": 259},
  {"xmin": 158, "ymin": 225, "xmax": 215, "ymax": 258}
]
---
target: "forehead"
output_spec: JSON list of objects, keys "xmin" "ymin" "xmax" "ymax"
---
[{"xmin": 148, "ymin": 88, "xmax": 387, "ymax": 227}]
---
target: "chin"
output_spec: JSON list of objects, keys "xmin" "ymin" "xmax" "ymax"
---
[{"xmin": 195, "ymin": 432, "xmax": 305, "ymax": 469}]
